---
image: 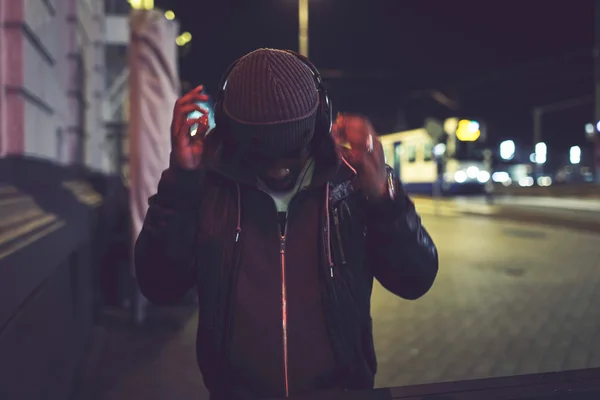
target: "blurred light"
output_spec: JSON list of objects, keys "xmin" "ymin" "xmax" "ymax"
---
[
  {"xmin": 128, "ymin": 0, "xmax": 154, "ymax": 9},
  {"xmin": 518, "ymin": 176, "xmax": 534, "ymax": 187},
  {"xmin": 529, "ymin": 153, "xmax": 536, "ymax": 163},
  {"xmin": 477, "ymin": 170, "xmax": 490, "ymax": 183},
  {"xmin": 502, "ymin": 178, "xmax": 513, "ymax": 186},
  {"xmin": 165, "ymin": 10, "xmax": 175, "ymax": 20},
  {"xmin": 456, "ymin": 119, "xmax": 481, "ymax": 142},
  {"xmin": 596, "ymin": 120, "xmax": 600, "ymax": 132},
  {"xmin": 433, "ymin": 143, "xmax": 446, "ymax": 156},
  {"xmin": 466, "ymin": 166, "xmax": 479, "ymax": 179},
  {"xmin": 586, "ymin": 123, "xmax": 595, "ymax": 134},
  {"xmin": 176, "ymin": 31, "xmax": 192, "ymax": 46},
  {"xmin": 492, "ymin": 171, "xmax": 510, "ymax": 183},
  {"xmin": 537, "ymin": 176, "xmax": 552, "ymax": 186},
  {"xmin": 570, "ymin": 146, "xmax": 581, "ymax": 164},
  {"xmin": 444, "ymin": 118, "xmax": 458, "ymax": 135},
  {"xmin": 499, "ymin": 140, "xmax": 515, "ymax": 160},
  {"xmin": 454, "ymin": 170, "xmax": 467, "ymax": 183},
  {"xmin": 534, "ymin": 142, "xmax": 547, "ymax": 164}
]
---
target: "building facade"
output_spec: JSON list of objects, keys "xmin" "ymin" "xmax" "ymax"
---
[{"xmin": 0, "ymin": 0, "xmax": 106, "ymax": 172}]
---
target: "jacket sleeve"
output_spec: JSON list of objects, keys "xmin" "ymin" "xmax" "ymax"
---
[
  {"xmin": 364, "ymin": 166, "xmax": 438, "ymax": 300},
  {"xmin": 134, "ymin": 166, "xmax": 203, "ymax": 305}
]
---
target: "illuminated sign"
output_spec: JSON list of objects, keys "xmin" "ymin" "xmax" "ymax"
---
[{"xmin": 455, "ymin": 119, "xmax": 481, "ymax": 142}]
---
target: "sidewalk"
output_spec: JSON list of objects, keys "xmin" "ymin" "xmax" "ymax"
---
[
  {"xmin": 74, "ymin": 306, "xmax": 208, "ymax": 400},
  {"xmin": 412, "ymin": 196, "xmax": 600, "ymax": 234},
  {"xmin": 453, "ymin": 195, "xmax": 600, "ymax": 212}
]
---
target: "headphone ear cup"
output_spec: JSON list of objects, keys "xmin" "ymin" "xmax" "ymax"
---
[
  {"xmin": 317, "ymin": 91, "xmax": 332, "ymax": 135},
  {"xmin": 213, "ymin": 92, "xmax": 226, "ymax": 130}
]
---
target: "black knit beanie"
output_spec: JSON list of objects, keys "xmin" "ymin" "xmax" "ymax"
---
[{"xmin": 223, "ymin": 48, "xmax": 319, "ymax": 157}]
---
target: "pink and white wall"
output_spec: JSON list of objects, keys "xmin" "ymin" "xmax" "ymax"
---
[{"xmin": 0, "ymin": 0, "xmax": 106, "ymax": 172}]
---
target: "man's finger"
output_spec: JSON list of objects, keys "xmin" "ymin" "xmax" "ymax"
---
[
  {"xmin": 176, "ymin": 92, "xmax": 209, "ymax": 108},
  {"xmin": 345, "ymin": 147, "xmax": 367, "ymax": 171},
  {"xmin": 183, "ymin": 117, "xmax": 209, "ymax": 136},
  {"xmin": 179, "ymin": 103, "xmax": 209, "ymax": 117},
  {"xmin": 176, "ymin": 117, "xmax": 207, "ymax": 147},
  {"xmin": 175, "ymin": 84, "xmax": 207, "ymax": 105},
  {"xmin": 366, "ymin": 135, "xmax": 385, "ymax": 163},
  {"xmin": 173, "ymin": 104, "xmax": 208, "ymax": 138},
  {"xmin": 344, "ymin": 116, "xmax": 372, "ymax": 152}
]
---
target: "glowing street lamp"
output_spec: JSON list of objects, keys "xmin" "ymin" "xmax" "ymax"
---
[
  {"xmin": 586, "ymin": 123, "xmax": 595, "ymax": 134},
  {"xmin": 570, "ymin": 146, "xmax": 581, "ymax": 164},
  {"xmin": 534, "ymin": 142, "xmax": 547, "ymax": 164},
  {"xmin": 176, "ymin": 31, "xmax": 192, "ymax": 47},
  {"xmin": 298, "ymin": 0, "xmax": 309, "ymax": 57},
  {"xmin": 455, "ymin": 119, "xmax": 481, "ymax": 142},
  {"xmin": 499, "ymin": 140, "xmax": 515, "ymax": 160},
  {"xmin": 164, "ymin": 10, "xmax": 175, "ymax": 20}
]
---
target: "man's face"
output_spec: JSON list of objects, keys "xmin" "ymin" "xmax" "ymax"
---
[{"xmin": 244, "ymin": 147, "xmax": 310, "ymax": 193}]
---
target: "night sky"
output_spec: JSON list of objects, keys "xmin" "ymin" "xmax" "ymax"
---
[{"xmin": 154, "ymin": 0, "xmax": 594, "ymax": 152}]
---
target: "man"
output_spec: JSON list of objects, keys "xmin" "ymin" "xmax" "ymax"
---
[{"xmin": 135, "ymin": 48, "xmax": 438, "ymax": 400}]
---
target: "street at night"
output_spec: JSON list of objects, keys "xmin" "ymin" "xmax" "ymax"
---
[
  {"xmin": 4, "ymin": 1, "xmax": 600, "ymax": 399},
  {"xmin": 74, "ymin": 209, "xmax": 600, "ymax": 399}
]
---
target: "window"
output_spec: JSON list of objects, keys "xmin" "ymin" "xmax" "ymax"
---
[
  {"xmin": 105, "ymin": 0, "xmax": 132, "ymax": 15},
  {"xmin": 424, "ymin": 142, "xmax": 433, "ymax": 161},
  {"xmin": 407, "ymin": 145, "xmax": 416, "ymax": 163}
]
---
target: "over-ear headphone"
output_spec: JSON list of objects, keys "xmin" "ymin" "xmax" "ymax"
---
[{"xmin": 213, "ymin": 49, "xmax": 332, "ymax": 140}]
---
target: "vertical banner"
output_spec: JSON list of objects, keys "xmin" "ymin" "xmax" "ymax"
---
[{"xmin": 128, "ymin": 9, "xmax": 180, "ymax": 276}]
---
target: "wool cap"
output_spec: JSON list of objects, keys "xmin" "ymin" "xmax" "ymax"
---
[{"xmin": 222, "ymin": 48, "xmax": 319, "ymax": 157}]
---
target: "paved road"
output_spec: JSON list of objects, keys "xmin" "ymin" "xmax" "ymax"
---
[{"xmin": 74, "ymin": 211, "xmax": 600, "ymax": 399}]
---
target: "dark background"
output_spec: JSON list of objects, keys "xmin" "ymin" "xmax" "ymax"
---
[{"xmin": 154, "ymin": 0, "xmax": 594, "ymax": 151}]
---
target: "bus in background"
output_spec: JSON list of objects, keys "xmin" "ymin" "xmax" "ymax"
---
[{"xmin": 380, "ymin": 117, "xmax": 491, "ymax": 196}]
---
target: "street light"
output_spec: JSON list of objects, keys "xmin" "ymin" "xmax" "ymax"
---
[
  {"xmin": 455, "ymin": 119, "xmax": 481, "ymax": 142},
  {"xmin": 499, "ymin": 140, "xmax": 515, "ymax": 160},
  {"xmin": 298, "ymin": 0, "xmax": 309, "ymax": 57},
  {"xmin": 570, "ymin": 146, "xmax": 581, "ymax": 164},
  {"xmin": 586, "ymin": 123, "xmax": 595, "ymax": 134},
  {"xmin": 176, "ymin": 31, "xmax": 192, "ymax": 47},
  {"xmin": 165, "ymin": 10, "xmax": 175, "ymax": 20},
  {"xmin": 535, "ymin": 142, "xmax": 547, "ymax": 164}
]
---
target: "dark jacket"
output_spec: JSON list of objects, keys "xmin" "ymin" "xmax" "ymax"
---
[{"xmin": 134, "ymin": 128, "xmax": 439, "ymax": 399}]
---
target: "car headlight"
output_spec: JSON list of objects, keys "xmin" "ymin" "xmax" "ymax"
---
[
  {"xmin": 454, "ymin": 170, "xmax": 467, "ymax": 183},
  {"xmin": 477, "ymin": 170, "xmax": 490, "ymax": 183}
]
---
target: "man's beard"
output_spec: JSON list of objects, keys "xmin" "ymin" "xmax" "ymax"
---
[{"xmin": 260, "ymin": 166, "xmax": 303, "ymax": 193}]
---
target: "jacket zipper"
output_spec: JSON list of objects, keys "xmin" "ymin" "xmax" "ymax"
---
[
  {"xmin": 280, "ymin": 232, "xmax": 289, "ymax": 397},
  {"xmin": 260, "ymin": 190, "xmax": 292, "ymax": 397},
  {"xmin": 332, "ymin": 207, "xmax": 347, "ymax": 265}
]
